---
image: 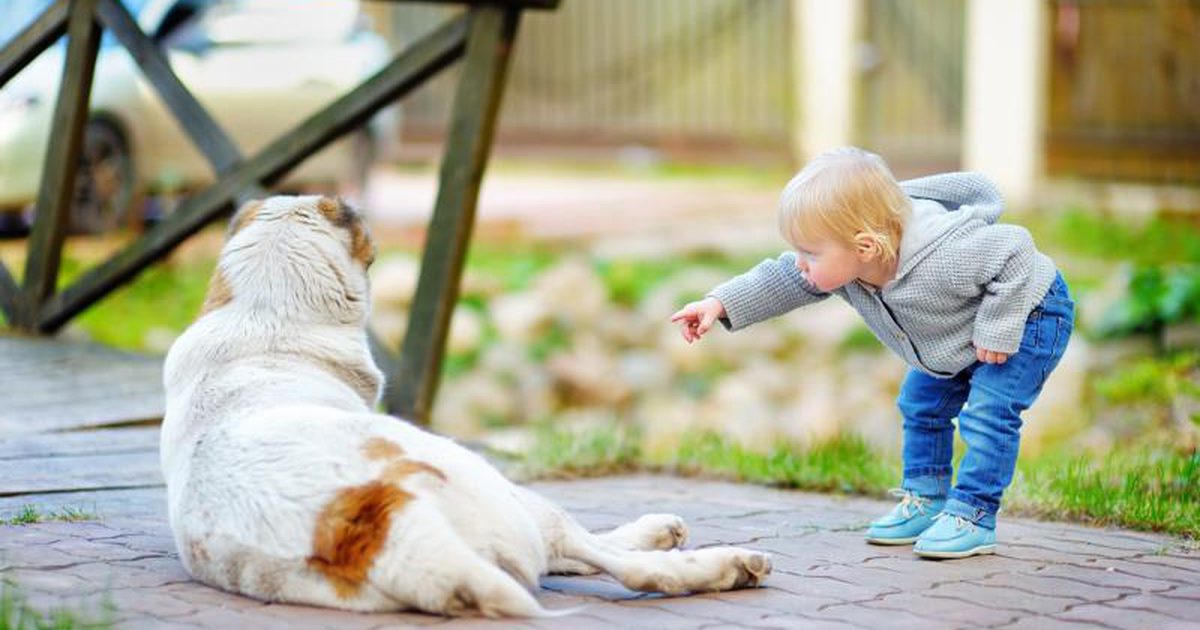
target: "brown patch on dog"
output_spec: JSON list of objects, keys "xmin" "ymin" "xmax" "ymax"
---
[
  {"xmin": 381, "ymin": 459, "xmax": 447, "ymax": 484},
  {"xmin": 362, "ymin": 437, "xmax": 404, "ymax": 461},
  {"xmin": 229, "ymin": 199, "xmax": 264, "ymax": 236},
  {"xmin": 188, "ymin": 539, "xmax": 211, "ymax": 565},
  {"xmin": 199, "ymin": 268, "xmax": 233, "ymax": 315},
  {"xmin": 318, "ymin": 196, "xmax": 375, "ymax": 268},
  {"xmin": 307, "ymin": 481, "xmax": 412, "ymax": 599}
]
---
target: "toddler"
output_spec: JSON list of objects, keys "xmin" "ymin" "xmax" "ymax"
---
[{"xmin": 671, "ymin": 147, "xmax": 1074, "ymax": 559}]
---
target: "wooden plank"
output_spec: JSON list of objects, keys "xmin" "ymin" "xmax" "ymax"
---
[
  {"xmin": 0, "ymin": 450, "xmax": 162, "ymax": 496},
  {"xmin": 388, "ymin": 7, "xmax": 520, "ymax": 424},
  {"xmin": 0, "ymin": 337, "xmax": 165, "ymax": 436},
  {"xmin": 15, "ymin": 0, "xmax": 102, "ymax": 330},
  {"xmin": 0, "ymin": 0, "xmax": 69, "ymax": 90},
  {"xmin": 94, "ymin": 0, "xmax": 245, "ymax": 178},
  {"xmin": 0, "ymin": 426, "xmax": 160, "ymax": 461},
  {"xmin": 37, "ymin": 13, "xmax": 471, "ymax": 333},
  {"xmin": 0, "ymin": 486, "xmax": 166, "ymax": 520}
]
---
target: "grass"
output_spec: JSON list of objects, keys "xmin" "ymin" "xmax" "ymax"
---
[
  {"xmin": 1022, "ymin": 207, "xmax": 1200, "ymax": 266},
  {"xmin": 0, "ymin": 505, "xmax": 97, "ymax": 527},
  {"xmin": 521, "ymin": 426, "xmax": 1200, "ymax": 539},
  {"xmin": 0, "ymin": 583, "xmax": 112, "ymax": 630}
]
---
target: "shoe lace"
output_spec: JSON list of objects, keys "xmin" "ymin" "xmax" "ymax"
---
[
  {"xmin": 888, "ymin": 488, "xmax": 933, "ymax": 518},
  {"xmin": 933, "ymin": 511, "xmax": 978, "ymax": 533}
]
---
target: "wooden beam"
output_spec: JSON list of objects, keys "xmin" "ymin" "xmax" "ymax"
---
[
  {"xmin": 387, "ymin": 6, "xmax": 520, "ymax": 424},
  {"xmin": 0, "ymin": 262, "xmax": 18, "ymax": 323},
  {"xmin": 14, "ymin": 0, "xmax": 102, "ymax": 330},
  {"xmin": 94, "ymin": 0, "xmax": 243, "ymax": 176},
  {"xmin": 388, "ymin": 0, "xmax": 558, "ymax": 9},
  {"xmin": 0, "ymin": 0, "xmax": 68, "ymax": 90},
  {"xmin": 37, "ymin": 13, "xmax": 471, "ymax": 332}
]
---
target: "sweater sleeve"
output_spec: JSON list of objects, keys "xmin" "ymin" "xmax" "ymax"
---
[
  {"xmin": 963, "ymin": 224, "xmax": 1040, "ymax": 353},
  {"xmin": 706, "ymin": 251, "xmax": 830, "ymax": 331}
]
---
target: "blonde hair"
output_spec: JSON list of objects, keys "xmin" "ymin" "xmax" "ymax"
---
[{"xmin": 778, "ymin": 146, "xmax": 911, "ymax": 265}]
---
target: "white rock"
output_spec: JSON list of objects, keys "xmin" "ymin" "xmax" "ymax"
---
[
  {"xmin": 369, "ymin": 310, "xmax": 408, "ymax": 348},
  {"xmin": 618, "ymin": 351, "xmax": 673, "ymax": 394},
  {"xmin": 699, "ymin": 375, "xmax": 779, "ymax": 452},
  {"xmin": 447, "ymin": 306, "xmax": 484, "ymax": 355},
  {"xmin": 534, "ymin": 258, "xmax": 608, "ymax": 326},
  {"xmin": 369, "ymin": 255, "xmax": 420, "ymax": 306},
  {"xmin": 489, "ymin": 292, "xmax": 549, "ymax": 343}
]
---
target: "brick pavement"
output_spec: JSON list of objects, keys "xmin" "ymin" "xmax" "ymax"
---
[{"xmin": 1, "ymin": 475, "xmax": 1197, "ymax": 629}]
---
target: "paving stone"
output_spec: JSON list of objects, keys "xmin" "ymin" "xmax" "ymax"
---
[
  {"xmin": 925, "ymin": 580, "xmax": 1082, "ymax": 616},
  {"xmin": 807, "ymin": 601, "xmax": 948, "ymax": 629},
  {"xmin": 756, "ymin": 613, "xmax": 862, "ymax": 629},
  {"xmin": 1028, "ymin": 562, "xmax": 1180, "ymax": 593},
  {"xmin": 865, "ymin": 591, "xmax": 1021, "ymax": 627},
  {"xmin": 1, "ymin": 474, "xmax": 1194, "ymax": 629},
  {"xmin": 1053, "ymin": 602, "xmax": 1200, "ymax": 630},
  {"xmin": 969, "ymin": 571, "xmax": 1136, "ymax": 602},
  {"xmin": 1102, "ymin": 593, "xmax": 1200, "ymax": 622}
]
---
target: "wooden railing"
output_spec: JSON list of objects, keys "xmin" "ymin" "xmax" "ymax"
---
[{"xmin": 0, "ymin": 0, "xmax": 560, "ymax": 426}]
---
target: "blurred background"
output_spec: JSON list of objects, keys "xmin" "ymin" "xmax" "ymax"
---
[{"xmin": 1, "ymin": 0, "xmax": 1197, "ymax": 531}]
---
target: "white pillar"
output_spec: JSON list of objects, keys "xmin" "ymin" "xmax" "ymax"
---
[
  {"xmin": 791, "ymin": 0, "xmax": 861, "ymax": 164},
  {"xmin": 963, "ymin": 0, "xmax": 1047, "ymax": 208}
]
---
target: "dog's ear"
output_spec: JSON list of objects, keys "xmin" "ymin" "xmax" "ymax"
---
[
  {"xmin": 228, "ymin": 199, "xmax": 264, "ymax": 238},
  {"xmin": 317, "ymin": 197, "xmax": 376, "ymax": 268}
]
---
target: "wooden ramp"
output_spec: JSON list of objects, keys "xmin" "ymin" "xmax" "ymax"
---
[{"xmin": 0, "ymin": 336, "xmax": 165, "ymax": 518}]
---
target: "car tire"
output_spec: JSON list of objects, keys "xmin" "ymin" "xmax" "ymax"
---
[{"xmin": 71, "ymin": 119, "xmax": 136, "ymax": 234}]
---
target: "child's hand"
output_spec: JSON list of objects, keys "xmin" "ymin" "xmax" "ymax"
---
[
  {"xmin": 975, "ymin": 346, "xmax": 1010, "ymax": 364},
  {"xmin": 670, "ymin": 297, "xmax": 726, "ymax": 343}
]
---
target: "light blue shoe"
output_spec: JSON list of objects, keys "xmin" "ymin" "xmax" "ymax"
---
[
  {"xmin": 865, "ymin": 489, "xmax": 945, "ymax": 545},
  {"xmin": 913, "ymin": 512, "xmax": 997, "ymax": 559}
]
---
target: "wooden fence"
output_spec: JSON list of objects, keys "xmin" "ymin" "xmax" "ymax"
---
[
  {"xmin": 1045, "ymin": 0, "xmax": 1200, "ymax": 184},
  {"xmin": 380, "ymin": 0, "xmax": 796, "ymax": 161}
]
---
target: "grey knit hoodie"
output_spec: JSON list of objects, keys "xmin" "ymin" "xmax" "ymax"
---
[{"xmin": 708, "ymin": 172, "xmax": 1058, "ymax": 378}]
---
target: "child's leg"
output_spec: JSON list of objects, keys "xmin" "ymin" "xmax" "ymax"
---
[
  {"xmin": 896, "ymin": 369, "xmax": 971, "ymax": 499},
  {"xmin": 867, "ymin": 369, "xmax": 971, "ymax": 545},
  {"xmin": 944, "ymin": 280, "xmax": 1075, "ymax": 529}
]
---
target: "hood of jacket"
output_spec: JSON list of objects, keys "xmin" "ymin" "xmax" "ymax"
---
[{"xmin": 892, "ymin": 172, "xmax": 1005, "ymax": 280}]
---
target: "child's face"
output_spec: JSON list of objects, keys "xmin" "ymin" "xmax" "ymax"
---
[{"xmin": 792, "ymin": 237, "xmax": 862, "ymax": 292}]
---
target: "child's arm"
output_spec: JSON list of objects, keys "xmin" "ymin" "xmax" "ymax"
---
[
  {"xmin": 958, "ymin": 224, "xmax": 1042, "ymax": 358},
  {"xmin": 674, "ymin": 252, "xmax": 830, "ymax": 340}
]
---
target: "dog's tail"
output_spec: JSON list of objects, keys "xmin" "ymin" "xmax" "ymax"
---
[{"xmin": 464, "ymin": 565, "xmax": 584, "ymax": 618}]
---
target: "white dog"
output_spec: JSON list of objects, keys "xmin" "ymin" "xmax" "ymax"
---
[{"xmin": 161, "ymin": 196, "xmax": 771, "ymax": 616}]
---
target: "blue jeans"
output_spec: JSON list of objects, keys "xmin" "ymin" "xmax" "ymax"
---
[{"xmin": 898, "ymin": 273, "xmax": 1074, "ymax": 529}]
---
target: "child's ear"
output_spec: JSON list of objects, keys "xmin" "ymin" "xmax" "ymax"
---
[{"xmin": 853, "ymin": 232, "xmax": 881, "ymax": 261}]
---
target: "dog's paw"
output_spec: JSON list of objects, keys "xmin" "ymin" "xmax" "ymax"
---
[
  {"xmin": 618, "ymin": 513, "xmax": 689, "ymax": 551},
  {"xmin": 731, "ymin": 551, "xmax": 772, "ymax": 589}
]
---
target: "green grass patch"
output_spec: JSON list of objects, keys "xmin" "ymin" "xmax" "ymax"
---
[
  {"xmin": 1, "ymin": 583, "xmax": 112, "ymax": 630},
  {"xmin": 522, "ymin": 423, "xmax": 642, "ymax": 477},
  {"xmin": 1023, "ymin": 208, "xmax": 1200, "ymax": 265},
  {"xmin": 523, "ymin": 428, "xmax": 1200, "ymax": 539},
  {"xmin": 1093, "ymin": 351, "xmax": 1200, "ymax": 406},
  {"xmin": 1, "ymin": 505, "xmax": 97, "ymax": 527},
  {"xmin": 1010, "ymin": 446, "xmax": 1200, "ymax": 537},
  {"xmin": 61, "ymin": 257, "xmax": 213, "ymax": 352},
  {"xmin": 665, "ymin": 433, "xmax": 896, "ymax": 495}
]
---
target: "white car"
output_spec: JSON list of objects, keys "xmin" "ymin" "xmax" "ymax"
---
[{"xmin": 0, "ymin": 0, "xmax": 399, "ymax": 233}]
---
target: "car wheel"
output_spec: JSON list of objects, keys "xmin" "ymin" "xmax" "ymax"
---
[{"xmin": 71, "ymin": 120, "xmax": 135, "ymax": 234}]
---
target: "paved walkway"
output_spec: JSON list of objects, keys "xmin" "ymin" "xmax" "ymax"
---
[{"xmin": 2, "ymin": 475, "xmax": 1197, "ymax": 629}]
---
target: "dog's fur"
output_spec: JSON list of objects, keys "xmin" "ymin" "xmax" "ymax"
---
[{"xmin": 162, "ymin": 196, "xmax": 771, "ymax": 616}]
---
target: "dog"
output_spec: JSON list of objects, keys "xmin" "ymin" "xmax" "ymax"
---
[{"xmin": 161, "ymin": 196, "xmax": 772, "ymax": 616}]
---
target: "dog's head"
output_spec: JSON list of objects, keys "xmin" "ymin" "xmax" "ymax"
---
[{"xmin": 201, "ymin": 196, "xmax": 376, "ymax": 324}]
